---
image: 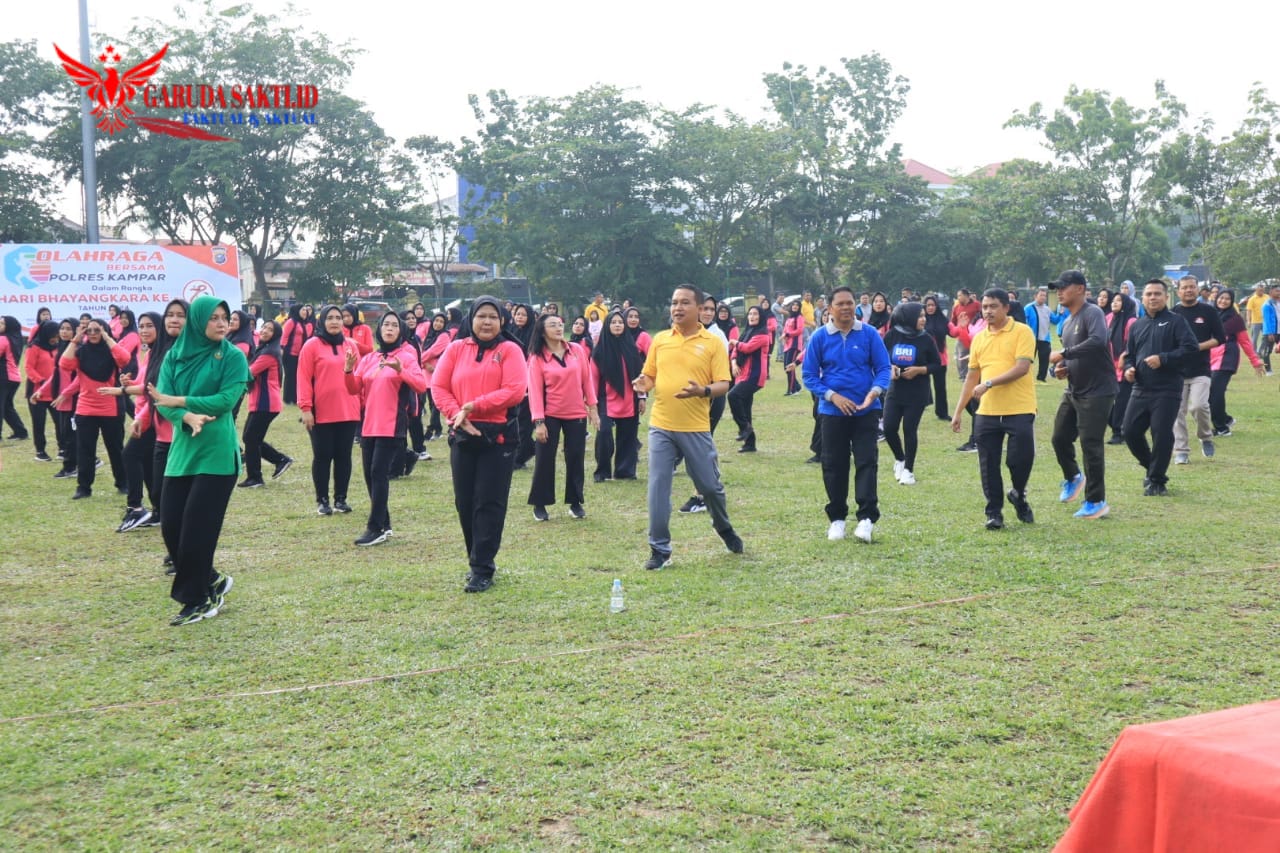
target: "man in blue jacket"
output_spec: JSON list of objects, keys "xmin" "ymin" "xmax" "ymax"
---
[
  {"xmin": 802, "ymin": 286, "xmax": 892, "ymax": 544},
  {"xmin": 1025, "ymin": 286, "xmax": 1066, "ymax": 382}
]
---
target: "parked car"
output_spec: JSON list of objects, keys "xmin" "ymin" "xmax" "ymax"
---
[{"xmin": 353, "ymin": 301, "xmax": 394, "ymax": 327}]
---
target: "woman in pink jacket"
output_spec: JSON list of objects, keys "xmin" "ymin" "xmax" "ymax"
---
[
  {"xmin": 0, "ymin": 315, "xmax": 30, "ymax": 441},
  {"xmin": 431, "ymin": 297, "xmax": 527, "ymax": 593},
  {"xmin": 24, "ymin": 320, "xmax": 58, "ymax": 460},
  {"xmin": 526, "ymin": 312, "xmax": 599, "ymax": 521},
  {"xmin": 344, "ymin": 312, "xmax": 428, "ymax": 546},
  {"xmin": 35, "ymin": 319, "xmax": 81, "ymax": 476},
  {"xmin": 590, "ymin": 310, "xmax": 645, "ymax": 481},
  {"xmin": 238, "ymin": 320, "xmax": 293, "ymax": 488},
  {"xmin": 298, "ymin": 305, "xmax": 361, "ymax": 516},
  {"xmin": 60, "ymin": 317, "xmax": 130, "ymax": 498},
  {"xmin": 341, "ymin": 303, "xmax": 374, "ymax": 356},
  {"xmin": 727, "ymin": 305, "xmax": 772, "ymax": 453},
  {"xmin": 782, "ymin": 301, "xmax": 805, "ymax": 395},
  {"xmin": 280, "ymin": 304, "xmax": 313, "ymax": 405}
]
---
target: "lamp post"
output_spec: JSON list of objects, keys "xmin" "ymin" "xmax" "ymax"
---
[{"xmin": 77, "ymin": 0, "xmax": 100, "ymax": 243}]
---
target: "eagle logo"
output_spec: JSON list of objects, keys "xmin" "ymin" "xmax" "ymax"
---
[{"xmin": 54, "ymin": 43, "xmax": 232, "ymax": 142}]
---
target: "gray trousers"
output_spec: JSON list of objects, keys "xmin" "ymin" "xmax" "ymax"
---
[
  {"xmin": 1173, "ymin": 375, "xmax": 1212, "ymax": 453},
  {"xmin": 647, "ymin": 427, "xmax": 731, "ymax": 556}
]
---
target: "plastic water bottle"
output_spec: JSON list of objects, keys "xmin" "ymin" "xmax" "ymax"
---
[{"xmin": 610, "ymin": 579, "xmax": 625, "ymax": 613}]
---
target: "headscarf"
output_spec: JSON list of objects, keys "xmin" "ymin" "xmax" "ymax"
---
[
  {"xmin": 713, "ymin": 304, "xmax": 737, "ymax": 338},
  {"xmin": 1, "ymin": 315, "xmax": 25, "ymax": 366},
  {"xmin": 1216, "ymin": 289, "xmax": 1238, "ymax": 320},
  {"xmin": 132, "ymin": 311, "xmax": 163, "ymax": 377},
  {"xmin": 161, "ymin": 295, "xmax": 242, "ymax": 392},
  {"xmin": 400, "ymin": 311, "xmax": 423, "ymax": 354},
  {"xmin": 1096, "ymin": 288, "xmax": 1114, "ymax": 317},
  {"xmin": 228, "ymin": 309, "xmax": 256, "ymax": 351},
  {"xmin": 28, "ymin": 307, "xmax": 52, "ymax": 345},
  {"xmin": 145, "ymin": 299, "xmax": 187, "ymax": 392},
  {"xmin": 507, "ymin": 303, "xmax": 534, "ymax": 349},
  {"xmin": 117, "ymin": 308, "xmax": 137, "ymax": 339},
  {"xmin": 250, "ymin": 319, "xmax": 283, "ymax": 365},
  {"xmin": 592, "ymin": 310, "xmax": 643, "ymax": 397},
  {"xmin": 313, "ymin": 304, "xmax": 346, "ymax": 352},
  {"xmin": 890, "ymin": 302, "xmax": 925, "ymax": 337},
  {"xmin": 735, "ymin": 307, "xmax": 769, "ymax": 367},
  {"xmin": 922, "ymin": 296, "xmax": 949, "ymax": 347},
  {"xmin": 421, "ymin": 311, "xmax": 447, "ymax": 351},
  {"xmin": 568, "ymin": 315, "xmax": 593, "ymax": 354},
  {"xmin": 376, "ymin": 312, "xmax": 405, "ymax": 355},
  {"xmin": 458, "ymin": 296, "xmax": 523, "ymax": 362},
  {"xmin": 624, "ymin": 307, "xmax": 646, "ymax": 334},
  {"xmin": 75, "ymin": 317, "xmax": 118, "ymax": 382},
  {"xmin": 32, "ymin": 320, "xmax": 60, "ymax": 353},
  {"xmin": 866, "ymin": 293, "xmax": 891, "ymax": 330},
  {"xmin": 341, "ymin": 303, "xmax": 362, "ymax": 331},
  {"xmin": 1108, "ymin": 293, "xmax": 1137, "ymax": 359},
  {"xmin": 445, "ymin": 307, "xmax": 463, "ymax": 331},
  {"xmin": 50, "ymin": 318, "xmax": 77, "ymax": 397}
]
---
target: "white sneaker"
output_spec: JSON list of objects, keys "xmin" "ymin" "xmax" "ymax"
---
[
  {"xmin": 854, "ymin": 518, "xmax": 874, "ymax": 543},
  {"xmin": 893, "ymin": 459, "xmax": 905, "ymax": 479},
  {"xmin": 827, "ymin": 520, "xmax": 846, "ymax": 541},
  {"xmin": 898, "ymin": 469, "xmax": 916, "ymax": 485}
]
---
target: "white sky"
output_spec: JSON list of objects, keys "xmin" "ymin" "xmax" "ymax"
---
[{"xmin": 14, "ymin": 0, "xmax": 1276, "ymax": 181}]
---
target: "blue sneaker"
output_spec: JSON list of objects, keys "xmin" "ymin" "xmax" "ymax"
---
[
  {"xmin": 1073, "ymin": 500, "xmax": 1109, "ymax": 519},
  {"xmin": 1058, "ymin": 473, "xmax": 1085, "ymax": 502}
]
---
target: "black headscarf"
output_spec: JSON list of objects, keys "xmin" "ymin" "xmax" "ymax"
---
[
  {"xmin": 569, "ymin": 315, "xmax": 593, "ymax": 350},
  {"xmin": 75, "ymin": 318, "xmax": 117, "ymax": 382},
  {"xmin": 229, "ymin": 309, "xmax": 256, "ymax": 351},
  {"xmin": 866, "ymin": 293, "xmax": 891, "ymax": 330},
  {"xmin": 507, "ymin": 303, "xmax": 534, "ymax": 349},
  {"xmin": 28, "ymin": 308, "xmax": 52, "ymax": 345},
  {"xmin": 459, "ymin": 296, "xmax": 523, "ymax": 362},
  {"xmin": 421, "ymin": 311, "xmax": 447, "ymax": 351},
  {"xmin": 32, "ymin": 320, "xmax": 60, "ymax": 353},
  {"xmin": 445, "ymin": 307, "xmax": 463, "ymax": 331},
  {"xmin": 49, "ymin": 319, "xmax": 76, "ymax": 397},
  {"xmin": 400, "ymin": 311, "xmax": 423, "ymax": 355},
  {"xmin": 923, "ymin": 296, "xmax": 949, "ymax": 348},
  {"xmin": 2, "ymin": 315, "xmax": 25, "ymax": 366},
  {"xmin": 250, "ymin": 319, "xmax": 283, "ymax": 365},
  {"xmin": 133, "ymin": 311, "xmax": 163, "ymax": 378},
  {"xmin": 735, "ymin": 308, "xmax": 769, "ymax": 368},
  {"xmin": 376, "ymin": 313, "xmax": 405, "ymax": 355},
  {"xmin": 890, "ymin": 302, "xmax": 926, "ymax": 338},
  {"xmin": 313, "ymin": 305, "xmax": 346, "ymax": 353},
  {"xmin": 1108, "ymin": 293, "xmax": 1137, "ymax": 359},
  {"xmin": 145, "ymin": 299, "xmax": 188, "ymax": 393},
  {"xmin": 713, "ymin": 304, "xmax": 737, "ymax": 338},
  {"xmin": 592, "ymin": 310, "xmax": 643, "ymax": 397}
]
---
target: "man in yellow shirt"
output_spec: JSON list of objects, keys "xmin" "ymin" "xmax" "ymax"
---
[
  {"xmin": 1244, "ymin": 282, "xmax": 1269, "ymax": 352},
  {"xmin": 632, "ymin": 284, "xmax": 742, "ymax": 568},
  {"xmin": 950, "ymin": 287, "xmax": 1037, "ymax": 529},
  {"xmin": 583, "ymin": 292, "xmax": 609, "ymax": 339}
]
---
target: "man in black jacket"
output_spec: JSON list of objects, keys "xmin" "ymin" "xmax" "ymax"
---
[
  {"xmin": 1121, "ymin": 279, "xmax": 1199, "ymax": 496},
  {"xmin": 1171, "ymin": 275, "xmax": 1225, "ymax": 463}
]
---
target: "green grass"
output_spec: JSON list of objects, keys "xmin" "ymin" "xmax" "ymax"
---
[{"xmin": 3, "ymin": 369, "xmax": 1278, "ymax": 849}]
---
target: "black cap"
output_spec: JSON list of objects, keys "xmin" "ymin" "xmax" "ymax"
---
[{"xmin": 1048, "ymin": 270, "xmax": 1087, "ymax": 290}]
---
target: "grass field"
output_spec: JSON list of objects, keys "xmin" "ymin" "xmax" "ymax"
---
[{"xmin": 2, "ymin": 367, "xmax": 1278, "ymax": 849}]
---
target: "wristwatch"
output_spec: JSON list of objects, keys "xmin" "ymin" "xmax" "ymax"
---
[
  {"xmin": 704, "ymin": 385, "xmax": 711, "ymax": 398},
  {"xmin": 534, "ymin": 419, "xmax": 545, "ymax": 427},
  {"xmin": 983, "ymin": 380, "xmax": 993, "ymax": 389}
]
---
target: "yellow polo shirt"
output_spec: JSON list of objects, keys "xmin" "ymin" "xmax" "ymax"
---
[
  {"xmin": 800, "ymin": 299, "xmax": 816, "ymax": 327},
  {"xmin": 1245, "ymin": 292, "xmax": 1269, "ymax": 326},
  {"xmin": 969, "ymin": 317, "xmax": 1036, "ymax": 416},
  {"xmin": 584, "ymin": 302, "xmax": 609, "ymax": 323},
  {"xmin": 642, "ymin": 325, "xmax": 732, "ymax": 432}
]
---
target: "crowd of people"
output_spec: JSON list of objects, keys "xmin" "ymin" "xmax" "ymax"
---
[{"xmin": 5, "ymin": 272, "xmax": 1271, "ymax": 623}]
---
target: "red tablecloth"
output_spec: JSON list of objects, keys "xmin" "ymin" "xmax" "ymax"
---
[{"xmin": 1055, "ymin": 699, "xmax": 1280, "ymax": 852}]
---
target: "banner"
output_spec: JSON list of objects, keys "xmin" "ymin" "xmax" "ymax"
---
[{"xmin": 0, "ymin": 243, "xmax": 242, "ymax": 330}]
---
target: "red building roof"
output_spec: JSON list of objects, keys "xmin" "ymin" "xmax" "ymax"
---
[{"xmin": 902, "ymin": 159, "xmax": 955, "ymax": 185}]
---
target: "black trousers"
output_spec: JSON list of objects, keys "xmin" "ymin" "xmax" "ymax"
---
[
  {"xmin": 529, "ymin": 416, "xmax": 587, "ymax": 506},
  {"xmin": 709, "ymin": 394, "xmax": 725, "ymax": 435},
  {"xmin": 514, "ymin": 398, "xmax": 535, "ymax": 466},
  {"xmin": 361, "ymin": 436, "xmax": 400, "ymax": 532},
  {"xmin": 407, "ymin": 394, "xmax": 426, "ymax": 453},
  {"xmin": 1051, "ymin": 393, "xmax": 1113, "ymax": 504},
  {"xmin": 783, "ymin": 348, "xmax": 801, "ymax": 393},
  {"xmin": 1035, "ymin": 339, "xmax": 1052, "ymax": 381},
  {"xmin": 882, "ymin": 398, "xmax": 925, "ymax": 471},
  {"xmin": 163, "ymin": 473, "xmax": 236, "ymax": 606},
  {"xmin": 425, "ymin": 389, "xmax": 443, "ymax": 437},
  {"xmin": 1109, "ymin": 380, "xmax": 1132, "ymax": 436},
  {"xmin": 152, "ymin": 441, "xmax": 170, "ymax": 519},
  {"xmin": 242, "ymin": 410, "xmax": 286, "ymax": 480},
  {"xmin": 310, "ymin": 420, "xmax": 358, "ymax": 502},
  {"xmin": 594, "ymin": 404, "xmax": 639, "ymax": 480},
  {"xmin": 282, "ymin": 353, "xmax": 299, "ymax": 405},
  {"xmin": 76, "ymin": 414, "xmax": 126, "ymax": 493},
  {"xmin": 450, "ymin": 432, "xmax": 516, "ymax": 578},
  {"xmin": 809, "ymin": 393, "xmax": 822, "ymax": 454},
  {"xmin": 1122, "ymin": 393, "xmax": 1180, "ymax": 486},
  {"xmin": 1209, "ymin": 370, "xmax": 1234, "ymax": 432},
  {"xmin": 54, "ymin": 409, "xmax": 76, "ymax": 470},
  {"xmin": 124, "ymin": 426, "xmax": 157, "ymax": 508},
  {"xmin": 931, "ymin": 369, "xmax": 949, "ymax": 419},
  {"xmin": 727, "ymin": 381, "xmax": 760, "ymax": 435},
  {"xmin": 1, "ymin": 378, "xmax": 27, "ymax": 437},
  {"xmin": 25, "ymin": 381, "xmax": 48, "ymax": 453},
  {"xmin": 974, "ymin": 412, "xmax": 1036, "ymax": 516},
  {"xmin": 819, "ymin": 412, "xmax": 880, "ymax": 523}
]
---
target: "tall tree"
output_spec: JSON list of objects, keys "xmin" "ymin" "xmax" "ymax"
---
[
  {"xmin": 405, "ymin": 135, "xmax": 465, "ymax": 290},
  {"xmin": 1203, "ymin": 89, "xmax": 1280, "ymax": 283}
]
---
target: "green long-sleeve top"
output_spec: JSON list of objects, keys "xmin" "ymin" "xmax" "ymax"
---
[{"xmin": 156, "ymin": 295, "xmax": 250, "ymax": 476}]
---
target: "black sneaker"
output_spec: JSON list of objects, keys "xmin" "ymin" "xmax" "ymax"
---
[
  {"xmin": 464, "ymin": 573, "xmax": 494, "ymax": 593},
  {"xmin": 1143, "ymin": 482, "xmax": 1169, "ymax": 497},
  {"xmin": 317, "ymin": 500, "xmax": 333, "ymax": 516},
  {"xmin": 1007, "ymin": 489, "xmax": 1034, "ymax": 524},
  {"xmin": 271, "ymin": 457, "xmax": 294, "ymax": 480},
  {"xmin": 593, "ymin": 473, "xmax": 611, "ymax": 483},
  {"xmin": 54, "ymin": 468, "xmax": 77, "ymax": 479},
  {"xmin": 957, "ymin": 442, "xmax": 978, "ymax": 453},
  {"xmin": 1107, "ymin": 433, "xmax": 1125, "ymax": 445},
  {"xmin": 170, "ymin": 600, "xmax": 217, "ymax": 626},
  {"xmin": 533, "ymin": 505, "xmax": 550, "ymax": 522},
  {"xmin": 117, "ymin": 507, "xmax": 151, "ymax": 533},
  {"xmin": 34, "ymin": 452, "xmax": 52, "ymax": 462},
  {"xmin": 643, "ymin": 549, "xmax": 673, "ymax": 570},
  {"xmin": 569, "ymin": 503, "xmax": 586, "ymax": 519},
  {"xmin": 985, "ymin": 514, "xmax": 1005, "ymax": 530},
  {"xmin": 140, "ymin": 511, "xmax": 161, "ymax": 528},
  {"xmin": 354, "ymin": 528, "xmax": 389, "ymax": 547},
  {"xmin": 718, "ymin": 527, "xmax": 745, "ymax": 554},
  {"xmin": 163, "ymin": 554, "xmax": 175, "ymax": 575},
  {"xmin": 403, "ymin": 455, "xmax": 418, "ymax": 477},
  {"xmin": 210, "ymin": 573, "xmax": 233, "ymax": 609},
  {"xmin": 237, "ymin": 477, "xmax": 264, "ymax": 489},
  {"xmin": 333, "ymin": 499, "xmax": 352, "ymax": 514},
  {"xmin": 7, "ymin": 433, "xmax": 28, "ymax": 441},
  {"xmin": 72, "ymin": 488, "xmax": 91, "ymax": 500},
  {"xmin": 805, "ymin": 455, "xmax": 821, "ymax": 464},
  {"xmin": 678, "ymin": 495, "xmax": 706, "ymax": 514}
]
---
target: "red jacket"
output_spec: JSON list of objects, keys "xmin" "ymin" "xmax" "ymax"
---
[
  {"xmin": 248, "ymin": 350, "xmax": 283, "ymax": 414},
  {"xmin": 345, "ymin": 343, "xmax": 428, "ymax": 437},
  {"xmin": 420, "ymin": 328, "xmax": 456, "ymax": 373},
  {"xmin": 0, "ymin": 336, "xmax": 18, "ymax": 382},
  {"xmin": 297, "ymin": 336, "xmax": 361, "ymax": 424},
  {"xmin": 733, "ymin": 331, "xmax": 771, "ymax": 388},
  {"xmin": 35, "ymin": 358, "xmax": 77, "ymax": 412},
  {"xmin": 24, "ymin": 345, "xmax": 56, "ymax": 388},
  {"xmin": 344, "ymin": 324, "xmax": 374, "ymax": 357},
  {"xmin": 61, "ymin": 344, "xmax": 129, "ymax": 417},
  {"xmin": 281, "ymin": 319, "xmax": 313, "ymax": 357},
  {"xmin": 431, "ymin": 338, "xmax": 526, "ymax": 425},
  {"xmin": 528, "ymin": 342, "xmax": 597, "ymax": 421},
  {"xmin": 783, "ymin": 316, "xmax": 805, "ymax": 353}
]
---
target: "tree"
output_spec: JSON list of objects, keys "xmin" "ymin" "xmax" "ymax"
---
[
  {"xmin": 405, "ymin": 135, "xmax": 466, "ymax": 290},
  {"xmin": 1204, "ymin": 89, "xmax": 1280, "ymax": 283},
  {"xmin": 0, "ymin": 40, "xmax": 76, "ymax": 242},
  {"xmin": 1007, "ymin": 83, "xmax": 1186, "ymax": 281}
]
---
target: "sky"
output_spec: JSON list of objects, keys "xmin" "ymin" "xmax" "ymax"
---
[{"xmin": 13, "ymin": 0, "xmax": 1277, "ymax": 186}]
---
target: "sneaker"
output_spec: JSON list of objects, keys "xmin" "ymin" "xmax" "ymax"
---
[
  {"xmin": 1074, "ymin": 500, "xmax": 1110, "ymax": 519},
  {"xmin": 1008, "ymin": 489, "xmax": 1034, "ymax": 524},
  {"xmin": 533, "ymin": 505, "xmax": 550, "ymax": 522},
  {"xmin": 678, "ymin": 495, "xmax": 706, "ymax": 514},
  {"xmin": 569, "ymin": 503, "xmax": 586, "ymax": 519},
  {"xmin": 237, "ymin": 477, "xmax": 264, "ymax": 489},
  {"xmin": 805, "ymin": 455, "xmax": 821, "ymax": 464},
  {"xmin": 1173, "ymin": 452, "xmax": 1189, "ymax": 465},
  {"xmin": 1201, "ymin": 439, "xmax": 1215, "ymax": 458},
  {"xmin": 718, "ymin": 527, "xmax": 744, "ymax": 554},
  {"xmin": 464, "ymin": 573, "xmax": 494, "ymax": 593},
  {"xmin": 593, "ymin": 474, "xmax": 611, "ymax": 483},
  {"xmin": 643, "ymin": 549, "xmax": 673, "ymax": 570},
  {"xmin": 898, "ymin": 469, "xmax": 916, "ymax": 485},
  {"xmin": 1058, "ymin": 473, "xmax": 1085, "ymax": 503},
  {"xmin": 140, "ymin": 511, "xmax": 162, "ymax": 528},
  {"xmin": 893, "ymin": 459, "xmax": 905, "ymax": 479},
  {"xmin": 34, "ymin": 452, "xmax": 52, "ymax": 462},
  {"xmin": 333, "ymin": 499, "xmax": 352, "ymax": 514},
  {"xmin": 7, "ymin": 433, "xmax": 28, "ymax": 441},
  {"xmin": 854, "ymin": 518, "xmax": 874, "ymax": 543},
  {"xmin": 827, "ymin": 520, "xmax": 846, "ymax": 541},
  {"xmin": 317, "ymin": 500, "xmax": 333, "ymax": 516},
  {"xmin": 1213, "ymin": 428, "xmax": 1232, "ymax": 437},
  {"xmin": 94, "ymin": 458, "xmax": 103, "ymax": 469},
  {"xmin": 957, "ymin": 442, "xmax": 978, "ymax": 453},
  {"xmin": 1143, "ymin": 482, "xmax": 1169, "ymax": 497},
  {"xmin": 1107, "ymin": 433, "xmax": 1125, "ymax": 445},
  {"xmin": 72, "ymin": 488, "xmax": 91, "ymax": 500},
  {"xmin": 1226, "ymin": 417, "xmax": 1236, "ymax": 428},
  {"xmin": 210, "ymin": 573, "xmax": 233, "ymax": 609},
  {"xmin": 355, "ymin": 528, "xmax": 390, "ymax": 547},
  {"xmin": 271, "ymin": 457, "xmax": 294, "ymax": 480},
  {"xmin": 417, "ymin": 449, "xmax": 432, "ymax": 461},
  {"xmin": 117, "ymin": 507, "xmax": 151, "ymax": 533},
  {"xmin": 54, "ymin": 468, "xmax": 77, "ymax": 479},
  {"xmin": 170, "ymin": 602, "xmax": 214, "ymax": 626},
  {"xmin": 985, "ymin": 514, "xmax": 1005, "ymax": 530}
]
